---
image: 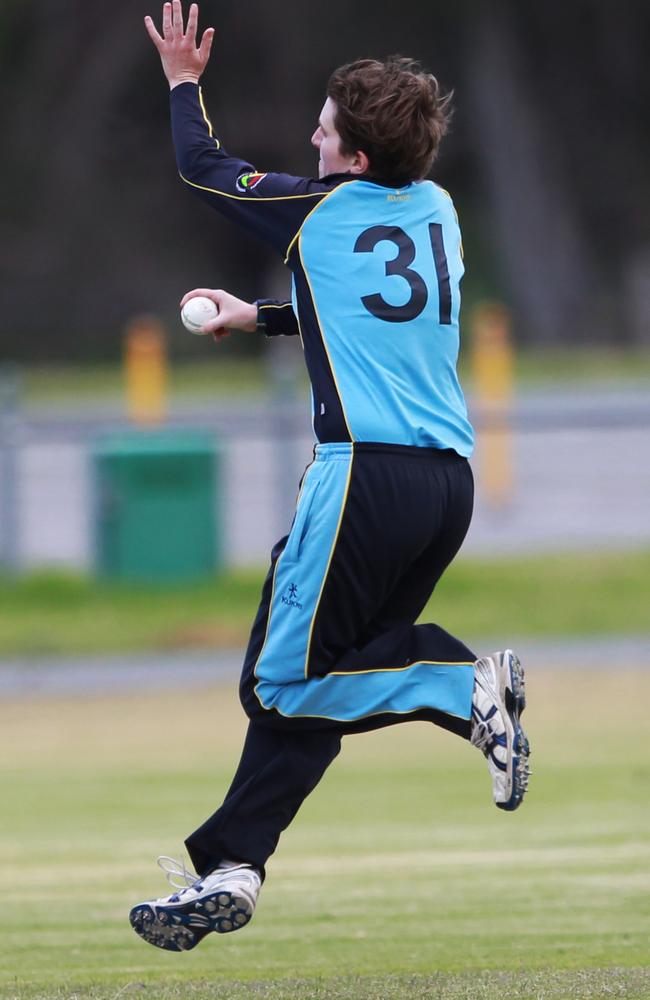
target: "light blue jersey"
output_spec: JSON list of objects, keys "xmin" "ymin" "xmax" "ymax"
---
[{"xmin": 296, "ymin": 179, "xmax": 473, "ymax": 454}]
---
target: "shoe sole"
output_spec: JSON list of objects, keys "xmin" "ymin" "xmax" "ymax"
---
[
  {"xmin": 129, "ymin": 889, "xmax": 253, "ymax": 952},
  {"xmin": 497, "ymin": 649, "xmax": 530, "ymax": 812}
]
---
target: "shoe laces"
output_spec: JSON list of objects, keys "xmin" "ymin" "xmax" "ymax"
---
[
  {"xmin": 157, "ymin": 855, "xmax": 261, "ymax": 899},
  {"xmin": 470, "ymin": 661, "xmax": 504, "ymax": 755},
  {"xmin": 470, "ymin": 714, "xmax": 494, "ymax": 753},
  {"xmin": 157, "ymin": 855, "xmax": 203, "ymax": 892}
]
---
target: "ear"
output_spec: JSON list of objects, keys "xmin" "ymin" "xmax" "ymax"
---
[{"xmin": 349, "ymin": 149, "xmax": 370, "ymax": 175}]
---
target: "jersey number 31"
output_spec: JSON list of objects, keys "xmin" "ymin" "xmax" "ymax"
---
[{"xmin": 353, "ymin": 224, "xmax": 451, "ymax": 325}]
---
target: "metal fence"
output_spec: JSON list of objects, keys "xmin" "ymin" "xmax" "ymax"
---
[{"xmin": 1, "ymin": 384, "xmax": 649, "ymax": 572}]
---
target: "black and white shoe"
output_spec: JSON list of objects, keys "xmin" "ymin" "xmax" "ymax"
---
[
  {"xmin": 470, "ymin": 649, "xmax": 530, "ymax": 811},
  {"xmin": 129, "ymin": 856, "xmax": 261, "ymax": 952}
]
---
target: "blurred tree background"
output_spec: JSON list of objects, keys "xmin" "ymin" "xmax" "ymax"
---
[{"xmin": 0, "ymin": 0, "xmax": 649, "ymax": 361}]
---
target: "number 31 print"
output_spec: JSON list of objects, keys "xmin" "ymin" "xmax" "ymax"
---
[{"xmin": 353, "ymin": 224, "xmax": 452, "ymax": 325}]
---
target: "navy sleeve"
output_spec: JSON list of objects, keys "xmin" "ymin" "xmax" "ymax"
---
[
  {"xmin": 170, "ymin": 83, "xmax": 332, "ymax": 258},
  {"xmin": 256, "ymin": 299, "xmax": 299, "ymax": 337}
]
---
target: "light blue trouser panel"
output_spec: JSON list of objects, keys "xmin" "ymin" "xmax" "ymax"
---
[
  {"xmin": 256, "ymin": 661, "xmax": 474, "ymax": 723},
  {"xmin": 253, "ymin": 443, "xmax": 474, "ymax": 724},
  {"xmin": 254, "ymin": 444, "xmax": 353, "ymax": 685}
]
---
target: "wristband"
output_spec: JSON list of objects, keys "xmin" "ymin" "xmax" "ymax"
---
[{"xmin": 255, "ymin": 302, "xmax": 268, "ymax": 334}]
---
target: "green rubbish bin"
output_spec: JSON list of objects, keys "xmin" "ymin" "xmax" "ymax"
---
[{"xmin": 93, "ymin": 430, "xmax": 220, "ymax": 582}]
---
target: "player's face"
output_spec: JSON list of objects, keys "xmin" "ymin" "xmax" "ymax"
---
[{"xmin": 311, "ymin": 97, "xmax": 363, "ymax": 178}]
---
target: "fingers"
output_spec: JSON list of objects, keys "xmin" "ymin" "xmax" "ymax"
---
[
  {"xmin": 143, "ymin": 15, "xmax": 164, "ymax": 49},
  {"xmin": 162, "ymin": 1, "xmax": 172, "ymax": 39},
  {"xmin": 180, "ymin": 288, "xmax": 222, "ymax": 308},
  {"xmin": 154, "ymin": 2, "xmax": 207, "ymax": 50},
  {"xmin": 202, "ymin": 316, "xmax": 226, "ymax": 333},
  {"xmin": 198, "ymin": 26, "xmax": 214, "ymax": 63},
  {"xmin": 186, "ymin": 3, "xmax": 199, "ymax": 44},
  {"xmin": 172, "ymin": 0, "xmax": 184, "ymax": 40}
]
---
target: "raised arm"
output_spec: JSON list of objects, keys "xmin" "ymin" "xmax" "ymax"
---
[{"xmin": 145, "ymin": 1, "xmax": 334, "ymax": 258}]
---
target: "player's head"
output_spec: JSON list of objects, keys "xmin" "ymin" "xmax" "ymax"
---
[{"xmin": 311, "ymin": 56, "xmax": 452, "ymax": 184}]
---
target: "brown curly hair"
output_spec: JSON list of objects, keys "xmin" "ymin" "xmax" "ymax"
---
[{"xmin": 326, "ymin": 56, "xmax": 453, "ymax": 186}]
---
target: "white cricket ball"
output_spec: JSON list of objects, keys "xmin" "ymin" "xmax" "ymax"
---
[{"xmin": 180, "ymin": 295, "xmax": 219, "ymax": 335}]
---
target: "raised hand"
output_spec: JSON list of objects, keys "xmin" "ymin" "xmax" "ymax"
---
[{"xmin": 144, "ymin": 1, "xmax": 214, "ymax": 89}]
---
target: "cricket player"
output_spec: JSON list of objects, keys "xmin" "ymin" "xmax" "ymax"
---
[{"xmin": 131, "ymin": 0, "xmax": 530, "ymax": 952}]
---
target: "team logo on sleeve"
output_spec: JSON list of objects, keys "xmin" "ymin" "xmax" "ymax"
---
[{"xmin": 237, "ymin": 171, "xmax": 268, "ymax": 192}]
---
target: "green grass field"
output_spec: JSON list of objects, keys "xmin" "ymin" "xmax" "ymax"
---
[
  {"xmin": 1, "ymin": 548, "xmax": 649, "ymax": 655},
  {"xmin": 2, "ymin": 669, "xmax": 649, "ymax": 999},
  {"xmin": 16, "ymin": 347, "xmax": 650, "ymax": 406}
]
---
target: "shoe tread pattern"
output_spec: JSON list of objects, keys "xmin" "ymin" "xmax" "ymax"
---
[
  {"xmin": 129, "ymin": 890, "xmax": 253, "ymax": 951},
  {"xmin": 497, "ymin": 652, "xmax": 531, "ymax": 812}
]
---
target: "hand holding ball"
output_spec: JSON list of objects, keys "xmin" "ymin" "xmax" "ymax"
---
[
  {"xmin": 179, "ymin": 288, "xmax": 256, "ymax": 340},
  {"xmin": 181, "ymin": 295, "xmax": 219, "ymax": 335}
]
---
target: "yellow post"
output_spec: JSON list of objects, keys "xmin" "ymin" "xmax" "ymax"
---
[
  {"xmin": 471, "ymin": 302, "xmax": 514, "ymax": 509},
  {"xmin": 124, "ymin": 316, "xmax": 167, "ymax": 426}
]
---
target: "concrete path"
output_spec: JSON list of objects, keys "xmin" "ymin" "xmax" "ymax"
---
[{"xmin": 2, "ymin": 635, "xmax": 648, "ymax": 699}]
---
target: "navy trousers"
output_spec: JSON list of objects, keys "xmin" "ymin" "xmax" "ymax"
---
[{"xmin": 186, "ymin": 443, "xmax": 476, "ymax": 877}]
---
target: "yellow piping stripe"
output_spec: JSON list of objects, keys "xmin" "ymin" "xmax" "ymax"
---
[
  {"xmin": 259, "ymin": 303, "xmax": 293, "ymax": 310},
  {"xmin": 328, "ymin": 659, "xmax": 473, "ymax": 677},
  {"xmin": 251, "ymin": 559, "xmax": 281, "ymax": 709},
  {"xmin": 251, "ymin": 464, "xmax": 314, "ymax": 708},
  {"xmin": 294, "ymin": 305, "xmax": 308, "ymax": 390},
  {"xmin": 435, "ymin": 181, "xmax": 464, "ymax": 259},
  {"xmin": 283, "ymin": 182, "xmax": 352, "ymax": 264},
  {"xmin": 297, "ymin": 236, "xmax": 354, "ymax": 442},
  {"xmin": 179, "ymin": 172, "xmax": 327, "ymax": 204},
  {"xmin": 255, "ymin": 693, "xmax": 470, "ymax": 724},
  {"xmin": 182, "ymin": 103, "xmax": 350, "ymax": 260},
  {"xmin": 293, "ymin": 465, "xmax": 311, "ymax": 508},
  {"xmin": 303, "ymin": 450, "xmax": 354, "ymax": 679},
  {"xmin": 197, "ymin": 86, "xmax": 219, "ymax": 147},
  {"xmin": 258, "ymin": 700, "xmax": 465, "ymax": 723},
  {"xmin": 295, "ymin": 308, "xmax": 306, "ymax": 352}
]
